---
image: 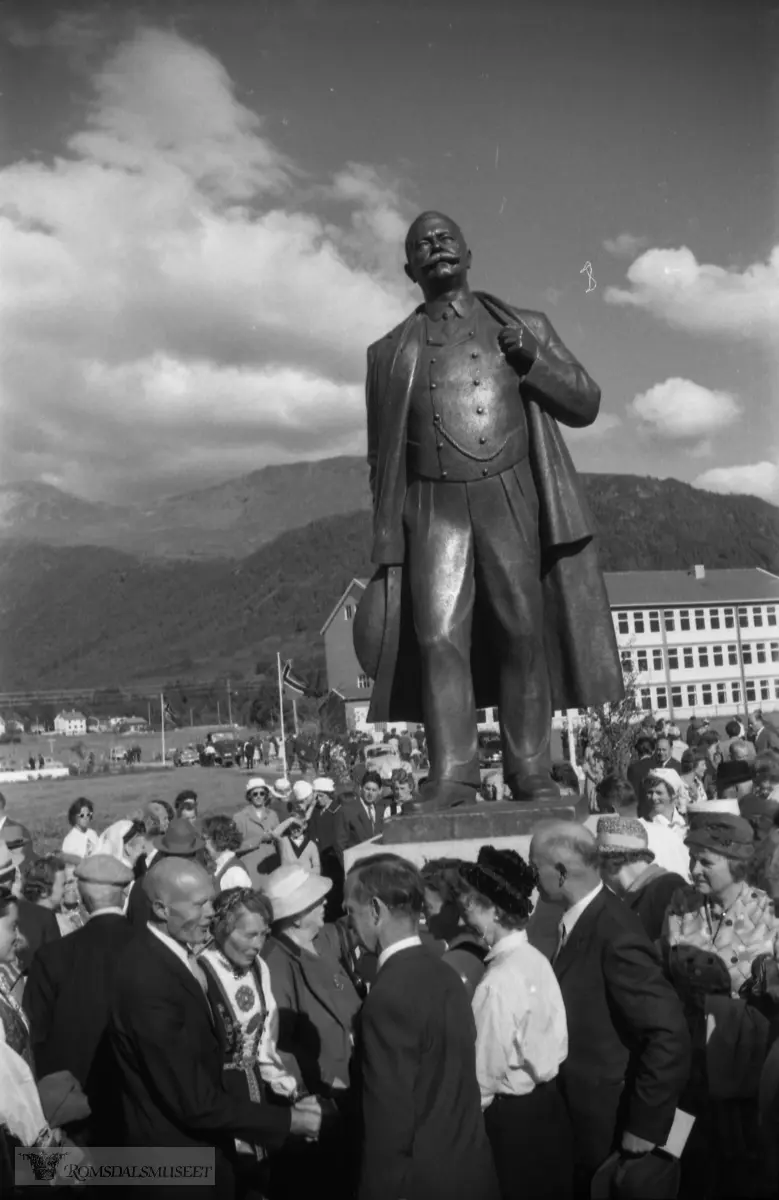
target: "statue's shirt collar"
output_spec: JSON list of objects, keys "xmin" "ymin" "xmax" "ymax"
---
[{"xmin": 423, "ymin": 293, "xmax": 476, "ymax": 323}]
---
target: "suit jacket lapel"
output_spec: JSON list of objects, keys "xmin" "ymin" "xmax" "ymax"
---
[
  {"xmin": 146, "ymin": 932, "xmax": 215, "ymax": 1026},
  {"xmin": 554, "ymin": 890, "xmax": 607, "ymax": 980}
]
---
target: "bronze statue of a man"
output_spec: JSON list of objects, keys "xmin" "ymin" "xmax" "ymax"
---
[{"xmin": 354, "ymin": 212, "xmax": 623, "ymax": 809}]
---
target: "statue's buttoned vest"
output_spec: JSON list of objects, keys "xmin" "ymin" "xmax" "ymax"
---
[{"xmin": 406, "ymin": 302, "xmax": 529, "ymax": 482}]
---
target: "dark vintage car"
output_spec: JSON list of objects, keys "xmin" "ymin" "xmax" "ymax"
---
[
  {"xmin": 198, "ymin": 739, "xmax": 238, "ymax": 767},
  {"xmin": 478, "ymin": 732, "xmax": 502, "ymax": 769}
]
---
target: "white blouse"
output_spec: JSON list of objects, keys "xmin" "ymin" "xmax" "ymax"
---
[
  {"xmin": 61, "ymin": 827, "xmax": 100, "ymax": 859},
  {"xmin": 472, "ymin": 929, "xmax": 568, "ymax": 1109}
]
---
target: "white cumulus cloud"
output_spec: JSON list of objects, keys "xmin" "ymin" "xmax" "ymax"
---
[
  {"xmin": 602, "ymin": 233, "xmax": 648, "ymax": 258},
  {"xmin": 604, "ymin": 245, "xmax": 779, "ymax": 343},
  {"xmin": 693, "ymin": 462, "xmax": 779, "ymax": 506},
  {"xmin": 0, "ymin": 26, "xmax": 414, "ymax": 501},
  {"xmin": 628, "ymin": 378, "xmax": 741, "ymax": 441}
]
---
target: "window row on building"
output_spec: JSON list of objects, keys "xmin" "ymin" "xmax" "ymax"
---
[
  {"xmin": 615, "ymin": 605, "xmax": 777, "ymax": 637},
  {"xmin": 638, "ymin": 678, "xmax": 779, "ymax": 712},
  {"xmin": 621, "ymin": 642, "xmax": 779, "ymax": 674}
]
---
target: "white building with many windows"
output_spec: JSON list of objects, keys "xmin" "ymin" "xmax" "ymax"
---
[
  {"xmin": 322, "ymin": 566, "xmax": 779, "ymax": 731},
  {"xmin": 608, "ymin": 565, "xmax": 779, "ymax": 721}
]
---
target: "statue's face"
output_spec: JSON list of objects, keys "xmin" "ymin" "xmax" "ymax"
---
[{"xmin": 404, "ymin": 213, "xmax": 470, "ymax": 290}]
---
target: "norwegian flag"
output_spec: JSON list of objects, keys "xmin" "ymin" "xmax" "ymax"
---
[{"xmin": 281, "ymin": 660, "xmax": 321, "ymax": 699}]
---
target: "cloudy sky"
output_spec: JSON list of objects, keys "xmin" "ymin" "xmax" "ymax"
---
[{"xmin": 2, "ymin": 0, "xmax": 777, "ymax": 504}]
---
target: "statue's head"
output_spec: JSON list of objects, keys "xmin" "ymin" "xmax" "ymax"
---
[{"xmin": 404, "ymin": 211, "xmax": 472, "ymax": 296}]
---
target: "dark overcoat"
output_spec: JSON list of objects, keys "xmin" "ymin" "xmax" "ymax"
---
[
  {"xmin": 553, "ymin": 887, "xmax": 691, "ymax": 1172},
  {"xmin": 23, "ymin": 911, "xmax": 137, "ymax": 1143},
  {"xmin": 354, "ymin": 943, "xmax": 499, "ymax": 1200},
  {"xmin": 353, "ymin": 291, "xmax": 624, "ymax": 724}
]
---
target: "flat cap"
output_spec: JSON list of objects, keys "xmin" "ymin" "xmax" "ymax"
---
[{"xmin": 74, "ymin": 854, "xmax": 134, "ymax": 885}]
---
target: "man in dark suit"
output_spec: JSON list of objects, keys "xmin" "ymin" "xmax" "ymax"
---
[
  {"xmin": 529, "ymin": 821, "xmax": 690, "ymax": 1197},
  {"xmin": 23, "ymin": 854, "xmax": 137, "ymax": 1144},
  {"xmin": 335, "ymin": 772, "xmax": 385, "ymax": 856},
  {"xmin": 110, "ymin": 857, "xmax": 320, "ymax": 1197},
  {"xmin": 626, "ymin": 736, "xmax": 655, "ymax": 799},
  {"xmin": 753, "ymin": 710, "xmax": 779, "ymax": 753},
  {"xmin": 345, "ymin": 853, "xmax": 498, "ymax": 1200},
  {"xmin": 653, "ymin": 735, "xmax": 683, "ymax": 774}
]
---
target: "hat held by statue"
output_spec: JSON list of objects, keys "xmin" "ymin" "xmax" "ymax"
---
[{"xmin": 459, "ymin": 846, "xmax": 537, "ymax": 919}]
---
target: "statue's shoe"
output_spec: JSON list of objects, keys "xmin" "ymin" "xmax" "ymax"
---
[
  {"xmin": 506, "ymin": 772, "xmax": 561, "ymax": 803},
  {"xmin": 403, "ymin": 781, "xmax": 480, "ymax": 812}
]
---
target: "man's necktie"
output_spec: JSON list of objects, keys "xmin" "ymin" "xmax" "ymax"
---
[{"xmin": 553, "ymin": 924, "xmax": 567, "ymax": 963}]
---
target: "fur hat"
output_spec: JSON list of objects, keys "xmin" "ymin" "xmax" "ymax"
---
[{"xmin": 458, "ymin": 846, "xmax": 537, "ymax": 920}]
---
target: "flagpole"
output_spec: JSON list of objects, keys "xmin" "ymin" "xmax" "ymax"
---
[
  {"xmin": 292, "ymin": 696, "xmax": 299, "ymax": 736},
  {"xmin": 160, "ymin": 693, "xmax": 166, "ymax": 765},
  {"xmin": 277, "ymin": 653, "xmax": 288, "ymax": 778}
]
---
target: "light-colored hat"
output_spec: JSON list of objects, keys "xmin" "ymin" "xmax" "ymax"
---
[
  {"xmin": 292, "ymin": 781, "xmax": 313, "ymax": 804},
  {"xmin": 312, "ymin": 777, "xmax": 335, "ymax": 794},
  {"xmin": 75, "ymin": 854, "xmax": 134, "ymax": 886},
  {"xmin": 246, "ymin": 777, "xmax": 271, "ymax": 795},
  {"xmin": 646, "ymin": 768, "xmax": 684, "ymax": 798},
  {"xmin": 262, "ymin": 865, "xmax": 332, "ymax": 922},
  {"xmin": 596, "ymin": 816, "xmax": 654, "ymax": 858},
  {"xmin": 271, "ymin": 779, "xmax": 293, "ymax": 801}
]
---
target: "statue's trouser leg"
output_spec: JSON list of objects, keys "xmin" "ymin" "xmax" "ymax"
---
[
  {"xmin": 469, "ymin": 464, "xmax": 552, "ymax": 780},
  {"xmin": 404, "ymin": 479, "xmax": 481, "ymax": 788}
]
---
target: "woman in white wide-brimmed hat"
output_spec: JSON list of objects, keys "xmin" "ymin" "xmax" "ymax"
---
[{"xmin": 261, "ymin": 865, "xmax": 361, "ymax": 1195}]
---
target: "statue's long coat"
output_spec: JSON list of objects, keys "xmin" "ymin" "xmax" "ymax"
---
[{"xmin": 353, "ymin": 292, "xmax": 624, "ymax": 725}]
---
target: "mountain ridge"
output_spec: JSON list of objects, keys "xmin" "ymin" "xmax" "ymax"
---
[
  {"xmin": 0, "ymin": 468, "xmax": 777, "ymax": 692},
  {"xmin": 0, "ymin": 458, "xmax": 776, "ymax": 561}
]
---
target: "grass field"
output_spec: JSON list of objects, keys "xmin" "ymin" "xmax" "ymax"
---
[{"xmin": 1, "ymin": 727, "xmax": 294, "ymax": 855}]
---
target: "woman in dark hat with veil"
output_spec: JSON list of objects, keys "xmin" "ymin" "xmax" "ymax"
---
[{"xmin": 458, "ymin": 847, "xmax": 572, "ymax": 1200}]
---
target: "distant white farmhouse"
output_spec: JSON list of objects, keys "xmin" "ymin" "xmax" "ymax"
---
[{"xmin": 54, "ymin": 710, "xmax": 87, "ymax": 736}]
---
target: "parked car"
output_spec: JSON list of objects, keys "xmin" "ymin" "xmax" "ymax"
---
[
  {"xmin": 211, "ymin": 739, "xmax": 237, "ymax": 767},
  {"xmin": 364, "ymin": 744, "xmax": 403, "ymax": 778},
  {"xmin": 478, "ymin": 733, "xmax": 502, "ymax": 769},
  {"xmin": 175, "ymin": 746, "xmax": 199, "ymax": 767}
]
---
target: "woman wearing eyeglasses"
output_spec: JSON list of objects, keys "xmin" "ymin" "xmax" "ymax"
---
[{"xmin": 61, "ymin": 799, "xmax": 99, "ymax": 860}]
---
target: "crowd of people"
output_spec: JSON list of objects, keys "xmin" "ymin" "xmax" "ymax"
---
[{"xmin": 1, "ymin": 711, "xmax": 779, "ymax": 1198}]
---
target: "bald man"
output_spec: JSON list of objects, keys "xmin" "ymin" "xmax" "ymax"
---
[
  {"xmin": 354, "ymin": 211, "xmax": 621, "ymax": 810},
  {"xmin": 529, "ymin": 822, "xmax": 690, "ymax": 1196},
  {"xmin": 110, "ymin": 859, "xmax": 320, "ymax": 1198}
]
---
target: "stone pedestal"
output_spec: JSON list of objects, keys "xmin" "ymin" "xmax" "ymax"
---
[
  {"xmin": 382, "ymin": 798, "xmax": 575, "ymax": 845},
  {"xmin": 342, "ymin": 792, "xmax": 577, "ymax": 873}
]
